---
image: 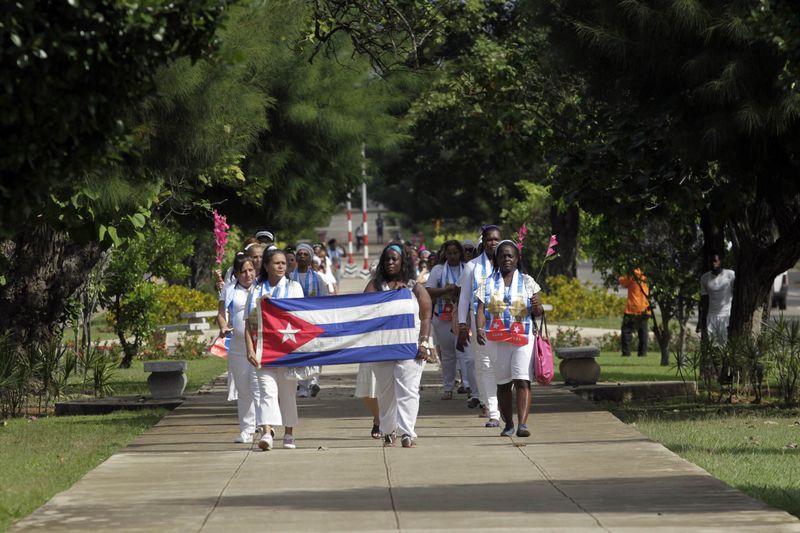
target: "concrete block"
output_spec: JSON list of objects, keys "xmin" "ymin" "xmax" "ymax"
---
[{"xmin": 559, "ymin": 357, "xmax": 601, "ymax": 385}]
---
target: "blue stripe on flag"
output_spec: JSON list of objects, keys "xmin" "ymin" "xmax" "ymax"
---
[
  {"xmin": 269, "ymin": 288, "xmax": 412, "ymax": 312},
  {"xmin": 264, "ymin": 344, "xmax": 417, "ymax": 367},
  {"xmin": 317, "ymin": 314, "xmax": 415, "ymax": 337}
]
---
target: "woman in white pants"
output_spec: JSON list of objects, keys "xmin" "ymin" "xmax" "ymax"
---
[
  {"xmin": 245, "ymin": 249, "xmax": 304, "ymax": 451},
  {"xmin": 476, "ymin": 241, "xmax": 543, "ymax": 438},
  {"xmin": 426, "ymin": 240, "xmax": 469, "ymax": 400},
  {"xmin": 216, "ymin": 254, "xmax": 259, "ymax": 444},
  {"xmin": 365, "ymin": 243, "xmax": 433, "ymax": 448}
]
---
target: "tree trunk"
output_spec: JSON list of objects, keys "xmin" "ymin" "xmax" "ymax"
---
[
  {"xmin": 547, "ymin": 204, "xmax": 579, "ymax": 278},
  {"xmin": 728, "ymin": 215, "xmax": 800, "ymax": 338},
  {"xmin": 0, "ymin": 224, "xmax": 102, "ymax": 349}
]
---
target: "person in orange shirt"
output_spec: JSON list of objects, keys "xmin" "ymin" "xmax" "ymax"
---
[{"xmin": 618, "ymin": 268, "xmax": 651, "ymax": 357}]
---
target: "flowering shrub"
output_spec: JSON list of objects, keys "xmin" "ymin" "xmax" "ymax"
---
[
  {"xmin": 541, "ymin": 275, "xmax": 626, "ymax": 322},
  {"xmin": 173, "ymin": 334, "xmax": 212, "ymax": 360}
]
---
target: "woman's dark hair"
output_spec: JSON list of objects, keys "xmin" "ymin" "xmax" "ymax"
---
[
  {"xmin": 373, "ymin": 243, "xmax": 416, "ymax": 287},
  {"xmin": 481, "ymin": 224, "xmax": 501, "ymax": 239},
  {"xmin": 232, "ymin": 254, "xmax": 255, "ymax": 276},
  {"xmin": 260, "ymin": 248, "xmax": 286, "ymax": 280},
  {"xmin": 439, "ymin": 239, "xmax": 464, "ymax": 265},
  {"xmin": 492, "ymin": 241, "xmax": 527, "ymax": 274}
]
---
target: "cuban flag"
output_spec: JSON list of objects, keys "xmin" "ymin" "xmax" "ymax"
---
[{"xmin": 250, "ymin": 288, "xmax": 418, "ymax": 367}]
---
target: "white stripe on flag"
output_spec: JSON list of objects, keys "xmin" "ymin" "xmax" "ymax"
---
[
  {"xmin": 287, "ymin": 298, "xmax": 416, "ymax": 326},
  {"xmin": 294, "ymin": 327, "xmax": 418, "ymax": 354}
]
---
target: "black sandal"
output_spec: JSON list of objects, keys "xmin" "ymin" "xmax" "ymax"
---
[{"xmin": 371, "ymin": 424, "xmax": 381, "ymax": 439}]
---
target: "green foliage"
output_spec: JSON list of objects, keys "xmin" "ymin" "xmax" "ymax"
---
[
  {"xmin": 144, "ymin": 1, "xmax": 403, "ymax": 239},
  {"xmin": 541, "ymin": 275, "xmax": 626, "ymax": 322},
  {"xmin": 766, "ymin": 317, "xmax": 800, "ymax": 404},
  {"xmin": 0, "ymin": 0, "xmax": 229, "ymax": 235},
  {"xmin": 102, "ymin": 222, "xmax": 193, "ymax": 366},
  {"xmin": 173, "ymin": 335, "xmax": 213, "ymax": 361},
  {"xmin": 155, "ymin": 285, "xmax": 218, "ymax": 325}
]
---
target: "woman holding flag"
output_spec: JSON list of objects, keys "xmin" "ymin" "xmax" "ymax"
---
[
  {"xmin": 292, "ymin": 243, "xmax": 327, "ymax": 398},
  {"xmin": 475, "ymin": 240, "xmax": 544, "ymax": 438},
  {"xmin": 245, "ymin": 248, "xmax": 304, "ymax": 451},
  {"xmin": 365, "ymin": 243, "xmax": 433, "ymax": 448}
]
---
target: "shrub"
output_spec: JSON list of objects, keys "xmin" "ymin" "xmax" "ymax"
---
[
  {"xmin": 541, "ymin": 275, "xmax": 626, "ymax": 322},
  {"xmin": 173, "ymin": 334, "xmax": 211, "ymax": 360},
  {"xmin": 552, "ymin": 326, "xmax": 592, "ymax": 348},
  {"xmin": 155, "ymin": 285, "xmax": 218, "ymax": 325}
]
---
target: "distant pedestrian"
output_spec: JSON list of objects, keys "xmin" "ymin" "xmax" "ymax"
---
[
  {"xmin": 355, "ymin": 224, "xmax": 364, "ymax": 251},
  {"xmin": 619, "ymin": 268, "xmax": 650, "ymax": 357},
  {"xmin": 376, "ymin": 213, "xmax": 384, "ymax": 243},
  {"xmin": 697, "ymin": 251, "xmax": 735, "ymax": 346},
  {"xmin": 772, "ymin": 271, "xmax": 789, "ymax": 311}
]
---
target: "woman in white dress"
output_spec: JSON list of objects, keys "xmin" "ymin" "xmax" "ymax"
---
[{"xmin": 476, "ymin": 240, "xmax": 543, "ymax": 438}]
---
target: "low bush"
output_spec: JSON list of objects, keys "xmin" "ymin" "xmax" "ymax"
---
[
  {"xmin": 541, "ymin": 275, "xmax": 625, "ymax": 322},
  {"xmin": 173, "ymin": 334, "xmax": 212, "ymax": 360},
  {"xmin": 155, "ymin": 285, "xmax": 218, "ymax": 325}
]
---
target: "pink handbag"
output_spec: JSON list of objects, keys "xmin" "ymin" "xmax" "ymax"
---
[{"xmin": 533, "ymin": 313, "xmax": 554, "ymax": 385}]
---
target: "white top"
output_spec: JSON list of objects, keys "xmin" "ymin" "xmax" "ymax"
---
[
  {"xmin": 773, "ymin": 271, "xmax": 788, "ymax": 293},
  {"xmin": 456, "ymin": 253, "xmax": 494, "ymax": 324},
  {"xmin": 229, "ymin": 284, "xmax": 251, "ymax": 355},
  {"xmin": 700, "ymin": 269, "xmax": 735, "ymax": 316}
]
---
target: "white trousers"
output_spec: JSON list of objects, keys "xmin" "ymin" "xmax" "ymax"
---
[
  {"xmin": 707, "ymin": 314, "xmax": 730, "ymax": 346},
  {"xmin": 458, "ymin": 335, "xmax": 478, "ymax": 399},
  {"xmin": 374, "ymin": 359, "xmax": 425, "ymax": 439},
  {"xmin": 433, "ymin": 319, "xmax": 458, "ymax": 392},
  {"xmin": 255, "ymin": 367, "xmax": 299, "ymax": 428},
  {"xmin": 228, "ymin": 353, "xmax": 257, "ymax": 433},
  {"xmin": 298, "ymin": 375, "xmax": 320, "ymax": 395},
  {"xmin": 471, "ymin": 322, "xmax": 500, "ymax": 420}
]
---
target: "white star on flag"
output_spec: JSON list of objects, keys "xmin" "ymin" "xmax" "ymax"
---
[{"xmin": 278, "ymin": 322, "xmax": 301, "ymax": 343}]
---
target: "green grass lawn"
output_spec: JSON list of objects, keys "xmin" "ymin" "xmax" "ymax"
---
[
  {"xmin": 0, "ymin": 409, "xmax": 166, "ymax": 532},
  {"xmin": 1, "ymin": 356, "xmax": 227, "ymax": 532},
  {"xmin": 612, "ymin": 403, "xmax": 800, "ymax": 518},
  {"xmin": 550, "ymin": 351, "xmax": 680, "ymax": 383}
]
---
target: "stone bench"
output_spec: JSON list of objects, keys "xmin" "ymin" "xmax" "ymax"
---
[
  {"xmin": 144, "ymin": 360, "xmax": 188, "ymax": 399},
  {"xmin": 555, "ymin": 346, "xmax": 600, "ymax": 386}
]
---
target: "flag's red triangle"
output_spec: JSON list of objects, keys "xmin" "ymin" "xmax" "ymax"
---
[{"xmin": 257, "ymin": 300, "xmax": 324, "ymax": 365}]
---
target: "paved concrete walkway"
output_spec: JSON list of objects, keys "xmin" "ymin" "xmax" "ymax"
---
[{"xmin": 12, "ymin": 364, "xmax": 800, "ymax": 532}]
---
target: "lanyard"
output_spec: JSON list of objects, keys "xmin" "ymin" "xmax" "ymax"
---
[
  {"xmin": 292, "ymin": 270, "xmax": 320, "ymax": 296},
  {"xmin": 437, "ymin": 263, "xmax": 462, "ymax": 314},
  {"xmin": 471, "ymin": 253, "xmax": 493, "ymax": 315}
]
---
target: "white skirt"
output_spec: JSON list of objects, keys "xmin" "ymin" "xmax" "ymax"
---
[{"xmin": 354, "ymin": 363, "xmax": 377, "ymax": 398}]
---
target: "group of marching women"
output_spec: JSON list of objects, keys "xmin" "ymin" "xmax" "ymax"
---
[{"xmin": 216, "ymin": 224, "xmax": 543, "ymax": 451}]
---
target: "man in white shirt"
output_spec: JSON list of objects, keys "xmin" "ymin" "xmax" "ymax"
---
[
  {"xmin": 698, "ymin": 252, "xmax": 735, "ymax": 345},
  {"xmin": 456, "ymin": 225, "xmax": 503, "ymax": 426}
]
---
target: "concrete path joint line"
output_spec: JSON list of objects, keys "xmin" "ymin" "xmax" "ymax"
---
[
  {"xmin": 381, "ymin": 446, "xmax": 402, "ymax": 532},
  {"xmin": 515, "ymin": 442, "xmax": 611, "ymax": 532},
  {"xmin": 197, "ymin": 444, "xmax": 253, "ymax": 533}
]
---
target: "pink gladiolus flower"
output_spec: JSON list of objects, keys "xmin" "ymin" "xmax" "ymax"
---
[
  {"xmin": 213, "ymin": 209, "xmax": 229, "ymax": 265},
  {"xmin": 546, "ymin": 247, "xmax": 555, "ymax": 257},
  {"xmin": 549, "ymin": 235, "xmax": 558, "ymax": 247}
]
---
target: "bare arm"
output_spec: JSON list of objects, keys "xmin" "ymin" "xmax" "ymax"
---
[
  {"xmin": 530, "ymin": 293, "xmax": 544, "ymax": 317},
  {"xmin": 476, "ymin": 302, "xmax": 487, "ymax": 346},
  {"xmin": 414, "ymin": 283, "xmax": 434, "ymax": 360},
  {"xmin": 216, "ymin": 300, "xmax": 231, "ymax": 338}
]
